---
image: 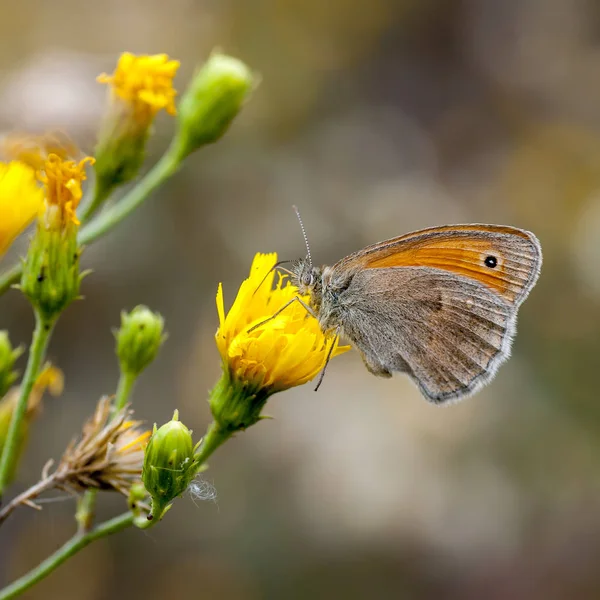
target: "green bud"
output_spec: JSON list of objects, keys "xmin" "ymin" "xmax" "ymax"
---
[
  {"xmin": 142, "ymin": 410, "xmax": 198, "ymax": 520},
  {"xmin": 209, "ymin": 370, "xmax": 271, "ymax": 434},
  {"xmin": 115, "ymin": 306, "xmax": 166, "ymax": 376},
  {"xmin": 173, "ymin": 52, "xmax": 255, "ymax": 161},
  {"xmin": 94, "ymin": 107, "xmax": 151, "ymax": 203},
  {"xmin": 0, "ymin": 332, "xmax": 23, "ymax": 398},
  {"xmin": 20, "ymin": 205, "xmax": 83, "ymax": 322}
]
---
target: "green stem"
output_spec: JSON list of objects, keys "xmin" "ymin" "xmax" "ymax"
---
[
  {"xmin": 0, "ymin": 143, "xmax": 182, "ymax": 297},
  {"xmin": 78, "ymin": 370, "xmax": 137, "ymax": 531},
  {"xmin": 0, "ymin": 311, "xmax": 54, "ymax": 495},
  {"xmin": 0, "ymin": 512, "xmax": 134, "ymax": 600},
  {"xmin": 79, "ymin": 144, "xmax": 180, "ymax": 246},
  {"xmin": 75, "ymin": 488, "xmax": 98, "ymax": 533},
  {"xmin": 80, "ymin": 177, "xmax": 112, "ymax": 224},
  {"xmin": 0, "ymin": 264, "xmax": 22, "ymax": 298},
  {"xmin": 112, "ymin": 371, "xmax": 137, "ymax": 414},
  {"xmin": 194, "ymin": 421, "xmax": 233, "ymax": 469}
]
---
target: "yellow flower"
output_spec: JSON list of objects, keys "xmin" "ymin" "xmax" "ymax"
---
[
  {"xmin": 0, "ymin": 161, "xmax": 44, "ymax": 257},
  {"xmin": 97, "ymin": 52, "xmax": 180, "ymax": 122},
  {"xmin": 216, "ymin": 252, "xmax": 349, "ymax": 393},
  {"xmin": 93, "ymin": 53, "xmax": 180, "ymax": 200},
  {"xmin": 38, "ymin": 153, "xmax": 94, "ymax": 227}
]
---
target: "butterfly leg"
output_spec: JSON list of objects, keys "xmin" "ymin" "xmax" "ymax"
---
[
  {"xmin": 314, "ymin": 326, "xmax": 341, "ymax": 391},
  {"xmin": 247, "ymin": 296, "xmax": 317, "ymax": 333}
]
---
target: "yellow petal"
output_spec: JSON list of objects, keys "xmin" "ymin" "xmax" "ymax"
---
[{"xmin": 215, "ymin": 252, "xmax": 350, "ymax": 393}]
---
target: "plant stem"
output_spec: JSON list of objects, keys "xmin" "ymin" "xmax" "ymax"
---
[
  {"xmin": 193, "ymin": 421, "xmax": 233, "ymax": 470},
  {"xmin": 75, "ymin": 489, "xmax": 98, "ymax": 534},
  {"xmin": 80, "ymin": 177, "xmax": 112, "ymax": 224},
  {"xmin": 0, "ymin": 512, "xmax": 134, "ymax": 600},
  {"xmin": 0, "ymin": 312, "xmax": 55, "ymax": 495},
  {"xmin": 0, "ymin": 263, "xmax": 22, "ymax": 298},
  {"xmin": 79, "ymin": 144, "xmax": 180, "ymax": 246},
  {"xmin": 112, "ymin": 371, "xmax": 137, "ymax": 415},
  {"xmin": 77, "ymin": 370, "xmax": 138, "ymax": 532}
]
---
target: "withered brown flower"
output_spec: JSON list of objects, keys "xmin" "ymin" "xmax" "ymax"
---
[
  {"xmin": 0, "ymin": 396, "xmax": 150, "ymax": 525},
  {"xmin": 54, "ymin": 396, "xmax": 150, "ymax": 496}
]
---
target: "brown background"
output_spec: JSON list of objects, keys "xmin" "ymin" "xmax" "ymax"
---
[{"xmin": 1, "ymin": 0, "xmax": 600, "ymax": 598}]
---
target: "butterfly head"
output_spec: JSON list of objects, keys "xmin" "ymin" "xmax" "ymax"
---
[{"xmin": 291, "ymin": 258, "xmax": 323, "ymax": 306}]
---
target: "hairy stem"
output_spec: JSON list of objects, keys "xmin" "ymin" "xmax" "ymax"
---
[
  {"xmin": 193, "ymin": 421, "xmax": 233, "ymax": 470},
  {"xmin": 0, "ymin": 312, "xmax": 55, "ymax": 495},
  {"xmin": 80, "ymin": 177, "xmax": 113, "ymax": 223},
  {"xmin": 112, "ymin": 371, "xmax": 137, "ymax": 415},
  {"xmin": 0, "ymin": 264, "xmax": 22, "ymax": 298}
]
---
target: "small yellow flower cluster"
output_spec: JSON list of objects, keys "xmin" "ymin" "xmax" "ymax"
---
[
  {"xmin": 38, "ymin": 154, "xmax": 95, "ymax": 227},
  {"xmin": 38, "ymin": 154, "xmax": 94, "ymax": 228},
  {"xmin": 97, "ymin": 52, "xmax": 180, "ymax": 122},
  {"xmin": 0, "ymin": 134, "xmax": 92, "ymax": 259},
  {"xmin": 216, "ymin": 253, "xmax": 349, "ymax": 394}
]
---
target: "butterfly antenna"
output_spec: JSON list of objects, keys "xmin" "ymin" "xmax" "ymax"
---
[{"xmin": 293, "ymin": 205, "xmax": 312, "ymax": 267}]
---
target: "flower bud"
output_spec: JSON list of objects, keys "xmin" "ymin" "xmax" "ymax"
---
[
  {"xmin": 115, "ymin": 306, "xmax": 166, "ymax": 377},
  {"xmin": 20, "ymin": 153, "xmax": 92, "ymax": 321},
  {"xmin": 173, "ymin": 52, "xmax": 255, "ymax": 161},
  {"xmin": 94, "ymin": 119, "xmax": 150, "ymax": 199},
  {"xmin": 94, "ymin": 53, "xmax": 180, "ymax": 203},
  {"xmin": 142, "ymin": 410, "xmax": 198, "ymax": 520},
  {"xmin": 0, "ymin": 332, "xmax": 23, "ymax": 398},
  {"xmin": 20, "ymin": 204, "xmax": 83, "ymax": 322},
  {"xmin": 209, "ymin": 370, "xmax": 271, "ymax": 433}
]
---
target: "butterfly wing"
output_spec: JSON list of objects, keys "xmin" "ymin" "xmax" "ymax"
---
[
  {"xmin": 324, "ymin": 225, "xmax": 541, "ymax": 402},
  {"xmin": 331, "ymin": 224, "xmax": 541, "ymax": 308}
]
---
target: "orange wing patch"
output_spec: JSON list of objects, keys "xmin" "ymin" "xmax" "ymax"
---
[
  {"xmin": 366, "ymin": 239, "xmax": 517, "ymax": 296},
  {"xmin": 335, "ymin": 225, "xmax": 540, "ymax": 305}
]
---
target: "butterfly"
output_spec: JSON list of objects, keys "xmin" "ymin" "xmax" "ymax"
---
[{"xmin": 288, "ymin": 221, "xmax": 542, "ymax": 403}]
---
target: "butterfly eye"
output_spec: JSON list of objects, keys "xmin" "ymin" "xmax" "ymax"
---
[{"xmin": 484, "ymin": 255, "xmax": 498, "ymax": 269}]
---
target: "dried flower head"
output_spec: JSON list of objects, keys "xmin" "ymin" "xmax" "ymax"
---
[{"xmin": 54, "ymin": 397, "xmax": 150, "ymax": 496}]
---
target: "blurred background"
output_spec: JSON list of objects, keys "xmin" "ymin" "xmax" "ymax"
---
[{"xmin": 0, "ymin": 0, "xmax": 599, "ymax": 598}]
